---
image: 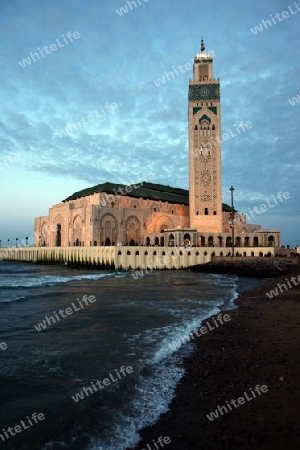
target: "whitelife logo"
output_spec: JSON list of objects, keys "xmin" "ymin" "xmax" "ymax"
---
[
  {"xmin": 34, "ymin": 295, "xmax": 96, "ymax": 331},
  {"xmin": 0, "ymin": 412, "xmax": 45, "ymax": 443},
  {"xmin": 288, "ymin": 90, "xmax": 300, "ymax": 106},
  {"xmin": 139, "ymin": 436, "xmax": 171, "ymax": 450},
  {"xmin": 56, "ymin": 102, "xmax": 118, "ymax": 138},
  {"xmin": 250, "ymin": 2, "xmax": 300, "ymax": 35},
  {"xmin": 18, "ymin": 31, "xmax": 81, "ymax": 68},
  {"xmin": 266, "ymin": 274, "xmax": 300, "ymax": 299},
  {"xmin": 206, "ymin": 385, "xmax": 269, "ymax": 421},
  {"xmin": 116, "ymin": 0, "xmax": 150, "ymax": 17},
  {"xmin": 71, "ymin": 365, "xmax": 134, "ymax": 402},
  {"xmin": 169, "ymin": 313, "xmax": 231, "ymax": 352}
]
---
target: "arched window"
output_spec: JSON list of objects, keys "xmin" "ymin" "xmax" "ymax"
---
[
  {"xmin": 204, "ymin": 208, "xmax": 208, "ymax": 215},
  {"xmin": 268, "ymin": 235, "xmax": 275, "ymax": 247},
  {"xmin": 226, "ymin": 237, "xmax": 232, "ymax": 247},
  {"xmin": 168, "ymin": 234, "xmax": 175, "ymax": 246}
]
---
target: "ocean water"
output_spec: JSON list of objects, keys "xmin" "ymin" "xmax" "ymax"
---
[{"xmin": 0, "ymin": 261, "xmax": 262, "ymax": 450}]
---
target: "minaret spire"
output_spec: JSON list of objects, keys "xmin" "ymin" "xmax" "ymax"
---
[{"xmin": 201, "ymin": 37, "xmax": 205, "ymax": 52}]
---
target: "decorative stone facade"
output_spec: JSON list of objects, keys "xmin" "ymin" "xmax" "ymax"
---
[
  {"xmin": 35, "ymin": 185, "xmax": 190, "ymax": 247},
  {"xmin": 34, "ymin": 40, "xmax": 281, "ymax": 249},
  {"xmin": 188, "ymin": 40, "xmax": 222, "ymax": 232}
]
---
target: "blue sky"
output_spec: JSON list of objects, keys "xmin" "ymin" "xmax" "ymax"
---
[{"xmin": 0, "ymin": 0, "xmax": 299, "ymax": 247}]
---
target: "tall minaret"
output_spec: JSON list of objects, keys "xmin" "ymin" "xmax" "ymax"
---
[{"xmin": 188, "ymin": 39, "xmax": 223, "ymax": 233}]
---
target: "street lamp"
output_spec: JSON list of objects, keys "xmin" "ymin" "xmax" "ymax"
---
[
  {"xmin": 229, "ymin": 186, "xmax": 235, "ymax": 256},
  {"xmin": 16, "ymin": 238, "xmax": 19, "ymax": 247},
  {"xmin": 7, "ymin": 239, "xmax": 10, "ymax": 247},
  {"xmin": 25, "ymin": 237, "xmax": 28, "ymax": 246}
]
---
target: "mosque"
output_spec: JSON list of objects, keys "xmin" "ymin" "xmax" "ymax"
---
[{"xmin": 35, "ymin": 40, "xmax": 281, "ymax": 249}]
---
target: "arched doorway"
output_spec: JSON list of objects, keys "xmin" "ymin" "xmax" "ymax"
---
[
  {"xmin": 146, "ymin": 237, "xmax": 150, "ymax": 246},
  {"xmin": 100, "ymin": 213, "xmax": 118, "ymax": 247},
  {"xmin": 244, "ymin": 236, "xmax": 250, "ymax": 247},
  {"xmin": 253, "ymin": 236, "xmax": 259, "ymax": 247},
  {"xmin": 226, "ymin": 236, "xmax": 232, "ymax": 247},
  {"xmin": 154, "ymin": 237, "xmax": 159, "ymax": 246},
  {"xmin": 56, "ymin": 224, "xmax": 61, "ymax": 247},
  {"xmin": 208, "ymin": 236, "xmax": 214, "ymax": 247},
  {"xmin": 53, "ymin": 214, "xmax": 64, "ymax": 247},
  {"xmin": 73, "ymin": 215, "xmax": 82, "ymax": 247},
  {"xmin": 218, "ymin": 236, "xmax": 223, "ymax": 247},
  {"xmin": 125, "ymin": 216, "xmax": 140, "ymax": 246},
  {"xmin": 160, "ymin": 236, "xmax": 164, "ymax": 246}
]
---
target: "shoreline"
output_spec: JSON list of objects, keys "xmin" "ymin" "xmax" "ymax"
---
[{"xmin": 127, "ymin": 266, "xmax": 300, "ymax": 450}]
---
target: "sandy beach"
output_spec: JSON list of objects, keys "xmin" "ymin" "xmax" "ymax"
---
[{"xmin": 128, "ymin": 264, "xmax": 300, "ymax": 450}]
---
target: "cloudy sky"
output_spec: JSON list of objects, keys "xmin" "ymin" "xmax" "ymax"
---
[{"xmin": 0, "ymin": 0, "xmax": 299, "ymax": 246}]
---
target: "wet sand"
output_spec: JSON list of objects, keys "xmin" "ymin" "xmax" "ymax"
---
[{"xmin": 128, "ymin": 265, "xmax": 300, "ymax": 449}]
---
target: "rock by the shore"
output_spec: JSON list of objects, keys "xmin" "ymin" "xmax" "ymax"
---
[{"xmin": 190, "ymin": 258, "xmax": 298, "ymax": 277}]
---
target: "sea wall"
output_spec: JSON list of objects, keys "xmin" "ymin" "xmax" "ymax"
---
[{"xmin": 0, "ymin": 246, "xmax": 276, "ymax": 269}]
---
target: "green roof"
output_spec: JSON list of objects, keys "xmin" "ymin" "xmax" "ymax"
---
[{"xmin": 62, "ymin": 181, "xmax": 233, "ymax": 211}]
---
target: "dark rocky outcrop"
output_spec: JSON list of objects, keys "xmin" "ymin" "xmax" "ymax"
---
[{"xmin": 189, "ymin": 258, "xmax": 298, "ymax": 278}]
